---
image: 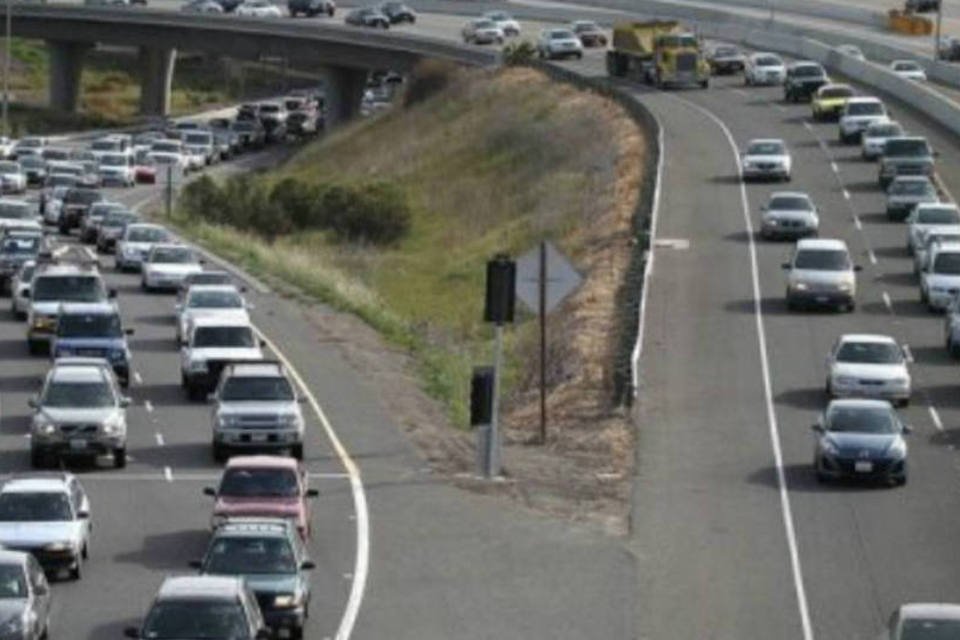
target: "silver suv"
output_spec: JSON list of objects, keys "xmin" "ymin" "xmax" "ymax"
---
[
  {"xmin": 0, "ymin": 473, "xmax": 92, "ymax": 580},
  {"xmin": 0, "ymin": 548, "xmax": 52, "ymax": 639},
  {"xmin": 181, "ymin": 316, "xmax": 264, "ymax": 401},
  {"xmin": 783, "ymin": 238, "xmax": 861, "ymax": 312},
  {"xmin": 211, "ymin": 361, "xmax": 305, "ymax": 462},
  {"xmin": 29, "ymin": 358, "xmax": 130, "ymax": 469}
]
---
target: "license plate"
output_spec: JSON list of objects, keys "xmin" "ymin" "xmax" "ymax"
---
[
  {"xmin": 816, "ymin": 295, "xmax": 830, "ymax": 303},
  {"xmin": 251, "ymin": 434, "xmax": 268, "ymax": 443},
  {"xmin": 69, "ymin": 439, "xmax": 87, "ymax": 451},
  {"xmin": 854, "ymin": 461, "xmax": 873, "ymax": 473}
]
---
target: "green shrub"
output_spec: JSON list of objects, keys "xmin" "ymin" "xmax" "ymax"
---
[
  {"xmin": 403, "ymin": 59, "xmax": 458, "ymax": 107},
  {"xmin": 180, "ymin": 175, "xmax": 222, "ymax": 221},
  {"xmin": 269, "ymin": 177, "xmax": 323, "ymax": 230},
  {"xmin": 322, "ymin": 181, "xmax": 411, "ymax": 245},
  {"xmin": 503, "ymin": 40, "xmax": 537, "ymax": 66}
]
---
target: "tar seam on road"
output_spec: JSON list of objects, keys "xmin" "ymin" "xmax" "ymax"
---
[
  {"xmin": 667, "ymin": 94, "xmax": 815, "ymax": 640},
  {"xmin": 631, "ymin": 117, "xmax": 666, "ymax": 397},
  {"xmin": 254, "ymin": 326, "xmax": 370, "ymax": 640}
]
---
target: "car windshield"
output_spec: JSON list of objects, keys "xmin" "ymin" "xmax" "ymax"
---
[
  {"xmin": 573, "ymin": 21, "xmax": 598, "ymax": 32},
  {"xmin": 820, "ymin": 87, "xmax": 852, "ymax": 98},
  {"xmin": 33, "ymin": 276, "xmax": 105, "ymax": 302},
  {"xmin": 847, "ymin": 102, "xmax": 883, "ymax": 116},
  {"xmin": 836, "ymin": 341, "xmax": 902, "ymax": 364},
  {"xmin": 769, "ymin": 196, "xmax": 812, "ymax": 211},
  {"xmin": 18, "ymin": 139, "xmax": 42, "ymax": 148},
  {"xmin": 0, "ymin": 492, "xmax": 72, "ymax": 522},
  {"xmin": 757, "ymin": 56, "xmax": 782, "ymax": 67},
  {"xmin": 884, "ymin": 139, "xmax": 929, "ymax": 156},
  {"xmin": 901, "ymin": 618, "xmax": 960, "ymax": 638},
  {"xmin": 487, "ymin": 11, "xmax": 509, "ymax": 19},
  {"xmin": 185, "ymin": 273, "xmax": 231, "ymax": 288},
  {"xmin": 826, "ymin": 405, "xmax": 897, "ymax": 434},
  {"xmin": 127, "ymin": 227, "xmax": 168, "ymax": 242},
  {"xmin": 793, "ymin": 65, "xmax": 824, "ymax": 77},
  {"xmin": 259, "ymin": 105, "xmax": 280, "ymax": 114},
  {"xmin": 219, "ymin": 467, "xmax": 299, "ymax": 497},
  {"xmin": 714, "ymin": 47, "xmax": 739, "ymax": 57},
  {"xmin": 0, "ymin": 162, "xmax": 19, "ymax": 173},
  {"xmin": 48, "ymin": 175, "xmax": 78, "ymax": 187},
  {"xmin": 221, "ymin": 376, "xmax": 295, "ymax": 401},
  {"xmin": 918, "ymin": 208, "xmax": 960, "ymax": 224},
  {"xmin": 0, "ymin": 564, "xmax": 26, "ymax": 598},
  {"xmin": 933, "ymin": 252, "xmax": 960, "ymax": 274},
  {"xmin": 1, "ymin": 236, "xmax": 39, "ymax": 254},
  {"xmin": 90, "ymin": 140, "xmax": 119, "ymax": 152},
  {"xmin": 42, "ymin": 150, "xmax": 67, "ymax": 160},
  {"xmin": 19, "ymin": 158, "xmax": 44, "ymax": 169},
  {"xmin": 103, "ymin": 213, "xmax": 137, "ymax": 228},
  {"xmin": 0, "ymin": 203, "xmax": 32, "ymax": 219},
  {"xmin": 747, "ymin": 142, "xmax": 784, "ymax": 155},
  {"xmin": 891, "ymin": 180, "xmax": 933, "ymax": 196},
  {"xmin": 184, "ymin": 133, "xmax": 211, "ymax": 145},
  {"xmin": 57, "ymin": 313, "xmax": 123, "ymax": 338},
  {"xmin": 151, "ymin": 142, "xmax": 180, "ymax": 153},
  {"xmin": 894, "ymin": 61, "xmax": 921, "ymax": 71},
  {"xmin": 193, "ymin": 326, "xmax": 255, "ymax": 348},
  {"xmin": 794, "ymin": 249, "xmax": 850, "ymax": 271},
  {"xmin": 149, "ymin": 247, "xmax": 194, "ymax": 264},
  {"xmin": 232, "ymin": 122, "xmax": 255, "ymax": 132},
  {"xmin": 474, "ymin": 19, "xmax": 495, "ymax": 28},
  {"xmin": 65, "ymin": 190, "xmax": 102, "ymax": 205},
  {"xmin": 204, "ymin": 536, "xmax": 297, "ymax": 575},
  {"xmin": 142, "ymin": 601, "xmax": 249, "ymax": 640},
  {"xmin": 868, "ymin": 124, "xmax": 902, "ymax": 138},
  {"xmin": 100, "ymin": 154, "xmax": 127, "ymax": 167},
  {"xmin": 43, "ymin": 379, "xmax": 114, "ymax": 408},
  {"xmin": 188, "ymin": 290, "xmax": 242, "ymax": 309},
  {"xmin": 551, "ymin": 30, "xmax": 575, "ymax": 39}
]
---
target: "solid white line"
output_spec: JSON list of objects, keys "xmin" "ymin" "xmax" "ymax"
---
[
  {"xmin": 144, "ymin": 400, "xmax": 154, "ymax": 413},
  {"xmin": 803, "ymin": 121, "xmax": 813, "ymax": 131},
  {"xmin": 830, "ymin": 162, "xmax": 839, "ymax": 174},
  {"xmin": 254, "ymin": 325, "xmax": 369, "ymax": 640},
  {"xmin": 853, "ymin": 215, "xmax": 862, "ymax": 230},
  {"xmin": 929, "ymin": 406, "xmax": 944, "ymax": 432},
  {"xmin": 883, "ymin": 291, "xmax": 893, "ymax": 311},
  {"xmin": 155, "ymin": 432, "xmax": 165, "ymax": 446},
  {"xmin": 133, "ymin": 371, "xmax": 143, "ymax": 386},
  {"xmin": 902, "ymin": 344, "xmax": 914, "ymax": 363},
  {"xmin": 163, "ymin": 466, "xmax": 173, "ymax": 482},
  {"xmin": 843, "ymin": 189, "xmax": 851, "ymax": 201},
  {"xmin": 868, "ymin": 250, "xmax": 878, "ymax": 265},
  {"xmin": 669, "ymin": 95, "xmax": 814, "ymax": 640},
  {"xmin": 630, "ymin": 118, "xmax": 665, "ymax": 397}
]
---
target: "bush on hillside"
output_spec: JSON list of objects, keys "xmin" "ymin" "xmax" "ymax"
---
[
  {"xmin": 322, "ymin": 181, "xmax": 411, "ymax": 245},
  {"xmin": 403, "ymin": 59, "xmax": 458, "ymax": 107},
  {"xmin": 502, "ymin": 40, "xmax": 537, "ymax": 66}
]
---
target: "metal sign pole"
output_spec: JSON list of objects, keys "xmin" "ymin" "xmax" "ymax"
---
[
  {"xmin": 3, "ymin": 0, "xmax": 10, "ymax": 138},
  {"xmin": 488, "ymin": 324, "xmax": 504, "ymax": 478},
  {"xmin": 935, "ymin": 3, "xmax": 944, "ymax": 61},
  {"xmin": 165, "ymin": 165, "xmax": 173, "ymax": 217},
  {"xmin": 538, "ymin": 240, "xmax": 547, "ymax": 445}
]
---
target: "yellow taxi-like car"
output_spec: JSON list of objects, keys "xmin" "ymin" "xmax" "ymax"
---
[{"xmin": 811, "ymin": 83, "xmax": 856, "ymax": 121}]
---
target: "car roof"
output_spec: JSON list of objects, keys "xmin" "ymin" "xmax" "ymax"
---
[
  {"xmin": 34, "ymin": 264, "xmax": 99, "ymax": 277},
  {"xmin": 192, "ymin": 315, "xmax": 253, "ymax": 328},
  {"xmin": 747, "ymin": 138, "xmax": 786, "ymax": 147},
  {"xmin": 899, "ymin": 603, "xmax": 960, "ymax": 619},
  {"xmin": 226, "ymin": 455, "xmax": 300, "ymax": 471},
  {"xmin": 225, "ymin": 362, "xmax": 284, "ymax": 378},
  {"xmin": 790, "ymin": 60, "xmax": 823, "ymax": 68},
  {"xmin": 818, "ymin": 83, "xmax": 852, "ymax": 91},
  {"xmin": 0, "ymin": 549, "xmax": 30, "ymax": 566},
  {"xmin": 915, "ymin": 202, "xmax": 959, "ymax": 212},
  {"xmin": 58, "ymin": 302, "xmax": 116, "ymax": 315},
  {"xmin": 796, "ymin": 238, "xmax": 848, "ymax": 251},
  {"xmin": 891, "ymin": 174, "xmax": 932, "ymax": 183},
  {"xmin": 769, "ymin": 191, "xmax": 810, "ymax": 200},
  {"xmin": 126, "ymin": 223, "xmax": 166, "ymax": 232},
  {"xmin": 845, "ymin": 96, "xmax": 882, "ymax": 104},
  {"xmin": 838, "ymin": 333, "xmax": 897, "ymax": 345},
  {"xmin": 157, "ymin": 575, "xmax": 245, "ymax": 600},
  {"xmin": 826, "ymin": 398, "xmax": 894, "ymax": 410},
  {"xmin": 1, "ymin": 477, "xmax": 70, "ymax": 494},
  {"xmin": 187, "ymin": 284, "xmax": 240, "ymax": 295},
  {"xmin": 50, "ymin": 363, "xmax": 109, "ymax": 384},
  {"xmin": 149, "ymin": 242, "xmax": 190, "ymax": 251}
]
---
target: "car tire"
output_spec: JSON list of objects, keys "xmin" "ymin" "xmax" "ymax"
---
[
  {"xmin": 292, "ymin": 443, "xmax": 304, "ymax": 460},
  {"xmin": 213, "ymin": 442, "xmax": 227, "ymax": 463},
  {"xmin": 786, "ymin": 294, "xmax": 797, "ymax": 311},
  {"xmin": 81, "ymin": 543, "xmax": 88, "ymax": 560},
  {"xmin": 69, "ymin": 561, "xmax": 81, "ymax": 581},
  {"xmin": 825, "ymin": 379, "xmax": 832, "ymax": 397},
  {"xmin": 187, "ymin": 385, "xmax": 205, "ymax": 402},
  {"xmin": 28, "ymin": 339, "xmax": 43, "ymax": 356},
  {"xmin": 114, "ymin": 448, "xmax": 126, "ymax": 469},
  {"xmin": 30, "ymin": 448, "xmax": 46, "ymax": 469},
  {"xmin": 921, "ymin": 287, "xmax": 929, "ymax": 304}
]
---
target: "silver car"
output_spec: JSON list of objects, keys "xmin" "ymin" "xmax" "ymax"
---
[
  {"xmin": 140, "ymin": 243, "xmax": 203, "ymax": 292},
  {"xmin": 886, "ymin": 175, "xmax": 938, "ymax": 222},
  {"xmin": 920, "ymin": 240, "xmax": 960, "ymax": 310},
  {"xmin": 905, "ymin": 202, "xmax": 960, "ymax": 254},
  {"xmin": 889, "ymin": 603, "xmax": 960, "ymax": 638},
  {"xmin": 783, "ymin": 238, "xmax": 860, "ymax": 311},
  {"xmin": 29, "ymin": 358, "xmax": 130, "ymax": 469},
  {"xmin": 914, "ymin": 226, "xmax": 960, "ymax": 275},
  {"xmin": 744, "ymin": 52, "xmax": 786, "ymax": 86},
  {"xmin": 115, "ymin": 223, "xmax": 170, "ymax": 272},
  {"xmin": 825, "ymin": 334, "xmax": 910, "ymax": 406},
  {"xmin": 9, "ymin": 260, "xmax": 34, "ymax": 321},
  {"xmin": 759, "ymin": 191, "xmax": 819, "ymax": 240},
  {"xmin": 943, "ymin": 293, "xmax": 960, "ymax": 357},
  {"xmin": 0, "ymin": 548, "xmax": 51, "ymax": 639},
  {"xmin": 741, "ymin": 138, "xmax": 792, "ymax": 181},
  {"xmin": 176, "ymin": 284, "xmax": 250, "ymax": 344},
  {"xmin": 861, "ymin": 120, "xmax": 904, "ymax": 160},
  {"xmin": 211, "ymin": 361, "xmax": 305, "ymax": 462},
  {"xmin": 0, "ymin": 473, "xmax": 92, "ymax": 580}
]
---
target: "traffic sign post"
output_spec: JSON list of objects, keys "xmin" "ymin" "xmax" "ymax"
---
[{"xmin": 161, "ymin": 164, "xmax": 184, "ymax": 218}]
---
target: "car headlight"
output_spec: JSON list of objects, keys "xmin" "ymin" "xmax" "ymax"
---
[
  {"xmin": 886, "ymin": 438, "xmax": 907, "ymax": 459},
  {"xmin": 32, "ymin": 315, "xmax": 54, "ymax": 330},
  {"xmin": 273, "ymin": 593, "xmax": 302, "ymax": 609},
  {"xmin": 43, "ymin": 541, "xmax": 73, "ymax": 552},
  {"xmin": 836, "ymin": 281, "xmax": 853, "ymax": 292},
  {"xmin": 189, "ymin": 359, "xmax": 208, "ymax": 372},
  {"xmin": 0, "ymin": 614, "xmax": 23, "ymax": 635},
  {"xmin": 792, "ymin": 282, "xmax": 808, "ymax": 291},
  {"xmin": 892, "ymin": 377, "xmax": 910, "ymax": 387},
  {"xmin": 218, "ymin": 414, "xmax": 241, "ymax": 428},
  {"xmin": 933, "ymin": 285, "xmax": 950, "ymax": 293},
  {"xmin": 109, "ymin": 349, "xmax": 126, "ymax": 362},
  {"xmin": 278, "ymin": 413, "xmax": 301, "ymax": 427},
  {"xmin": 833, "ymin": 375, "xmax": 857, "ymax": 386},
  {"xmin": 102, "ymin": 416, "xmax": 124, "ymax": 436},
  {"xmin": 821, "ymin": 439, "xmax": 840, "ymax": 456}
]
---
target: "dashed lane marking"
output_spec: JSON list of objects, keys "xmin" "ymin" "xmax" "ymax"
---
[
  {"xmin": 163, "ymin": 466, "xmax": 173, "ymax": 482},
  {"xmin": 903, "ymin": 344, "xmax": 914, "ymax": 363},
  {"xmin": 853, "ymin": 215, "xmax": 862, "ymax": 229},
  {"xmin": 144, "ymin": 400, "xmax": 154, "ymax": 413},
  {"xmin": 133, "ymin": 371, "xmax": 143, "ymax": 386},
  {"xmin": 930, "ymin": 406, "xmax": 944, "ymax": 432},
  {"xmin": 155, "ymin": 433, "xmax": 165, "ymax": 446},
  {"xmin": 843, "ymin": 189, "xmax": 851, "ymax": 201},
  {"xmin": 882, "ymin": 291, "xmax": 893, "ymax": 311},
  {"xmin": 830, "ymin": 162, "xmax": 839, "ymax": 174},
  {"xmin": 868, "ymin": 250, "xmax": 878, "ymax": 265}
]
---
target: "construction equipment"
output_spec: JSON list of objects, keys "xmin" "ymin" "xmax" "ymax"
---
[{"xmin": 606, "ymin": 20, "xmax": 710, "ymax": 88}]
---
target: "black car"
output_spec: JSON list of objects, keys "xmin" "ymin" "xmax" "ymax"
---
[
  {"xmin": 707, "ymin": 44, "xmax": 746, "ymax": 75},
  {"xmin": 378, "ymin": 1, "xmax": 415, "ymax": 23},
  {"xmin": 288, "ymin": 0, "xmax": 334, "ymax": 16},
  {"xmin": 230, "ymin": 120, "xmax": 267, "ymax": 149},
  {"xmin": 59, "ymin": 187, "xmax": 104, "ymax": 235},
  {"xmin": 215, "ymin": 0, "xmax": 243, "ymax": 11},
  {"xmin": 784, "ymin": 61, "xmax": 829, "ymax": 102},
  {"xmin": 345, "ymin": 7, "xmax": 389, "ymax": 27}
]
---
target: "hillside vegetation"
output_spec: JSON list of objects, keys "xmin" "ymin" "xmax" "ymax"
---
[{"xmin": 176, "ymin": 62, "xmax": 645, "ymax": 529}]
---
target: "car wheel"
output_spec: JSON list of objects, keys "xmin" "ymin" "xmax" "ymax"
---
[
  {"xmin": 816, "ymin": 469, "xmax": 829, "ymax": 484},
  {"xmin": 114, "ymin": 448, "xmax": 127, "ymax": 469},
  {"xmin": 825, "ymin": 379, "xmax": 832, "ymax": 397},
  {"xmin": 213, "ymin": 442, "xmax": 227, "ymax": 463},
  {"xmin": 30, "ymin": 448, "xmax": 45, "ymax": 469},
  {"xmin": 27, "ymin": 340, "xmax": 43, "ymax": 356},
  {"xmin": 921, "ymin": 287, "xmax": 928, "ymax": 304},
  {"xmin": 786, "ymin": 294, "xmax": 797, "ymax": 311},
  {"xmin": 81, "ymin": 543, "xmax": 88, "ymax": 560},
  {"xmin": 69, "ymin": 561, "xmax": 81, "ymax": 581},
  {"xmin": 292, "ymin": 443, "xmax": 304, "ymax": 460},
  {"xmin": 187, "ymin": 385, "xmax": 205, "ymax": 402}
]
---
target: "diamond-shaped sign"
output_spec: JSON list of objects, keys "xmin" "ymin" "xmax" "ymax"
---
[{"xmin": 515, "ymin": 241, "xmax": 582, "ymax": 315}]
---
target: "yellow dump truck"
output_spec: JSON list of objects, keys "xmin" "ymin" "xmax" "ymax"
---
[{"xmin": 606, "ymin": 20, "xmax": 710, "ymax": 89}]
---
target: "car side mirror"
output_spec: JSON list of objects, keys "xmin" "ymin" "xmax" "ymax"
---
[
  {"xmin": 125, "ymin": 328, "xmax": 135, "ymax": 336},
  {"xmin": 306, "ymin": 488, "xmax": 319, "ymax": 497},
  {"xmin": 27, "ymin": 397, "xmax": 37, "ymax": 409},
  {"xmin": 21, "ymin": 288, "xmax": 29, "ymax": 299},
  {"xmin": 781, "ymin": 262, "xmax": 791, "ymax": 270},
  {"xmin": 301, "ymin": 560, "xmax": 316, "ymax": 570},
  {"xmin": 296, "ymin": 396, "xmax": 307, "ymax": 404},
  {"xmin": 34, "ymin": 582, "xmax": 48, "ymax": 595},
  {"xmin": 760, "ymin": 205, "xmax": 767, "ymax": 211},
  {"xmin": 854, "ymin": 265, "xmax": 863, "ymax": 272},
  {"xmin": 188, "ymin": 559, "xmax": 202, "ymax": 569},
  {"xmin": 903, "ymin": 424, "xmax": 914, "ymax": 434},
  {"xmin": 203, "ymin": 487, "xmax": 216, "ymax": 497},
  {"xmin": 198, "ymin": 258, "xmax": 206, "ymax": 265},
  {"xmin": 108, "ymin": 288, "xmax": 117, "ymax": 299},
  {"xmin": 811, "ymin": 424, "xmax": 824, "ymax": 433},
  {"xmin": 120, "ymin": 397, "xmax": 132, "ymax": 408},
  {"xmin": 77, "ymin": 509, "xmax": 90, "ymax": 519},
  {"xmin": 259, "ymin": 339, "xmax": 267, "ymax": 348},
  {"xmin": 240, "ymin": 286, "xmax": 248, "ymax": 293},
  {"xmin": 934, "ymin": 150, "xmax": 941, "ymax": 157},
  {"xmin": 124, "ymin": 627, "xmax": 140, "ymax": 639}
]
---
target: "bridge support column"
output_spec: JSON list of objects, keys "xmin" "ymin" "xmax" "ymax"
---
[
  {"xmin": 138, "ymin": 46, "xmax": 177, "ymax": 117},
  {"xmin": 47, "ymin": 41, "xmax": 88, "ymax": 113},
  {"xmin": 325, "ymin": 66, "xmax": 367, "ymax": 127}
]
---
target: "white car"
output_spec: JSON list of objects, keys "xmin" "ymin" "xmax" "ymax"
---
[
  {"xmin": 42, "ymin": 185, "xmax": 71, "ymax": 225},
  {"xmin": 235, "ymin": 0, "xmax": 283, "ymax": 16},
  {"xmin": 12, "ymin": 137, "xmax": 47, "ymax": 159},
  {"xmin": 175, "ymin": 284, "xmax": 251, "ymax": 343},
  {"xmin": 97, "ymin": 153, "xmax": 135, "ymax": 188},
  {"xmin": 914, "ymin": 226, "xmax": 960, "ymax": 275},
  {"xmin": 759, "ymin": 191, "xmax": 819, "ymax": 240},
  {"xmin": 906, "ymin": 203, "xmax": 960, "ymax": 255},
  {"xmin": 0, "ymin": 160, "xmax": 25, "ymax": 193},
  {"xmin": 0, "ymin": 136, "xmax": 15, "ymax": 159},
  {"xmin": 88, "ymin": 136, "xmax": 129, "ymax": 162},
  {"xmin": 141, "ymin": 243, "xmax": 204, "ymax": 292},
  {"xmin": 537, "ymin": 28, "xmax": 584, "ymax": 60},
  {"xmin": 825, "ymin": 334, "xmax": 910, "ymax": 405},
  {"xmin": 783, "ymin": 238, "xmax": 860, "ymax": 311},
  {"xmin": 838, "ymin": 97, "xmax": 888, "ymax": 144},
  {"xmin": 0, "ymin": 198, "xmax": 41, "ymax": 233},
  {"xmin": 9, "ymin": 260, "xmax": 35, "ymax": 320},
  {"xmin": 147, "ymin": 139, "xmax": 188, "ymax": 173},
  {"xmin": 482, "ymin": 11, "xmax": 520, "ymax": 36},
  {"xmin": 180, "ymin": 316, "xmax": 264, "ymax": 400},
  {"xmin": 890, "ymin": 59, "xmax": 927, "ymax": 81},
  {"xmin": 115, "ymin": 223, "xmax": 171, "ymax": 272},
  {"xmin": 741, "ymin": 138, "xmax": 791, "ymax": 181},
  {"xmin": 836, "ymin": 44, "xmax": 866, "ymax": 60},
  {"xmin": 744, "ymin": 52, "xmax": 786, "ymax": 86},
  {"xmin": 861, "ymin": 120, "xmax": 905, "ymax": 160},
  {"xmin": 461, "ymin": 18, "xmax": 504, "ymax": 45},
  {"xmin": 920, "ymin": 240, "xmax": 960, "ymax": 310}
]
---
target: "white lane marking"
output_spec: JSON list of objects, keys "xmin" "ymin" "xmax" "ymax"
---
[
  {"xmin": 803, "ymin": 121, "xmax": 813, "ymax": 132},
  {"xmin": 144, "ymin": 400, "xmax": 154, "ymax": 413},
  {"xmin": 254, "ymin": 325, "xmax": 369, "ymax": 640},
  {"xmin": 163, "ymin": 466, "xmax": 173, "ymax": 482},
  {"xmin": 818, "ymin": 141, "xmax": 829, "ymax": 153},
  {"xmin": 669, "ymin": 95, "xmax": 814, "ymax": 640},
  {"xmin": 883, "ymin": 291, "xmax": 893, "ymax": 311},
  {"xmin": 830, "ymin": 162, "xmax": 839, "ymax": 174},
  {"xmin": 73, "ymin": 472, "xmax": 351, "ymax": 481},
  {"xmin": 732, "ymin": 88, "xmax": 748, "ymax": 97},
  {"xmin": 902, "ymin": 344, "xmax": 914, "ymax": 363},
  {"xmin": 133, "ymin": 371, "xmax": 143, "ymax": 386},
  {"xmin": 853, "ymin": 215, "xmax": 862, "ymax": 230},
  {"xmin": 930, "ymin": 406, "xmax": 944, "ymax": 432},
  {"xmin": 843, "ymin": 189, "xmax": 851, "ymax": 201},
  {"xmin": 868, "ymin": 250, "xmax": 878, "ymax": 265},
  {"xmin": 631, "ymin": 118, "xmax": 665, "ymax": 397},
  {"xmin": 155, "ymin": 432, "xmax": 165, "ymax": 446}
]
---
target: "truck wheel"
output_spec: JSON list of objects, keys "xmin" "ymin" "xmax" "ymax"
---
[
  {"xmin": 113, "ymin": 448, "xmax": 127, "ymax": 469},
  {"xmin": 292, "ymin": 444, "xmax": 304, "ymax": 460},
  {"xmin": 30, "ymin": 448, "xmax": 46, "ymax": 469},
  {"xmin": 700, "ymin": 78, "xmax": 709, "ymax": 89}
]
